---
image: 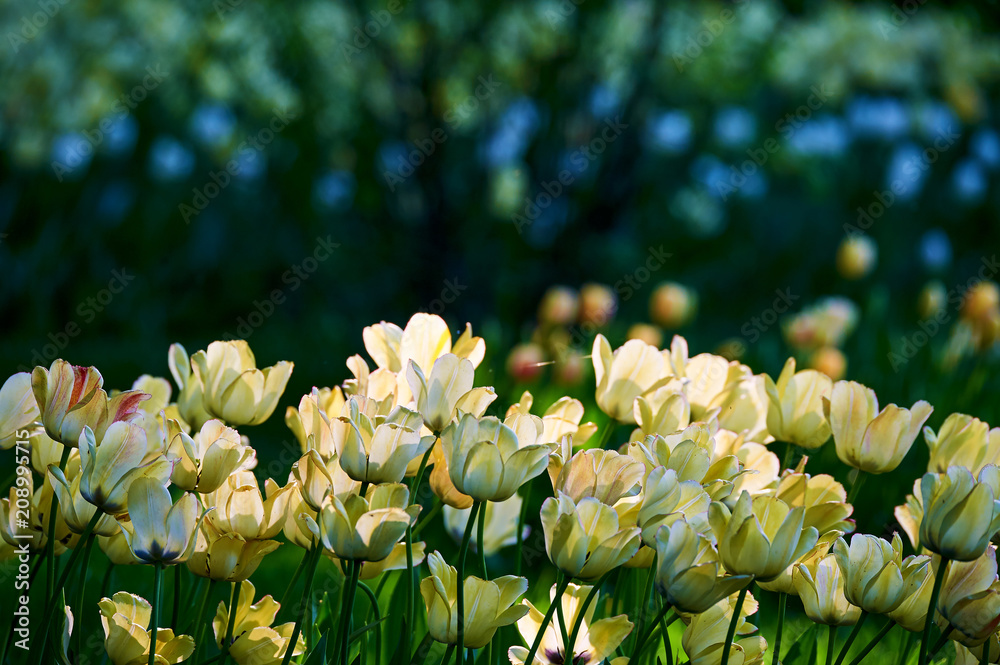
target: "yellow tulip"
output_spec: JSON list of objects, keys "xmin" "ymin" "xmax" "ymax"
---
[
  {"xmin": 956, "ymin": 642, "xmax": 1000, "ymax": 665},
  {"xmin": 406, "ymin": 354, "xmax": 496, "ymax": 433},
  {"xmin": 540, "ymin": 493, "xmax": 641, "ymax": 581},
  {"xmin": 421, "ymin": 551, "xmax": 528, "ymax": 648},
  {"xmin": 937, "ymin": 547, "xmax": 1000, "ymax": 647},
  {"xmin": 282, "ymin": 484, "xmax": 319, "ymax": 550},
  {"xmin": 444, "ymin": 494, "xmax": 526, "ymax": 556},
  {"xmin": 709, "ymin": 491, "xmax": 819, "ymax": 582},
  {"xmin": 887, "ymin": 555, "xmax": 933, "ymax": 632},
  {"xmin": 919, "ymin": 466, "xmax": 1000, "ymax": 561},
  {"xmin": 47, "ymin": 458, "xmax": 121, "ymax": 537},
  {"xmin": 311, "ymin": 483, "xmax": 419, "ymax": 562},
  {"xmin": 547, "ymin": 448, "xmax": 643, "ymax": 506},
  {"xmin": 329, "ymin": 540, "xmax": 428, "ymax": 580},
  {"xmin": 191, "ymin": 340, "xmax": 293, "ymax": 426},
  {"xmin": 627, "ymin": 434, "xmax": 742, "ymax": 502},
  {"xmin": 893, "ymin": 479, "xmax": 924, "ymax": 551},
  {"xmin": 758, "ymin": 530, "xmax": 842, "ymax": 596},
  {"xmin": 364, "ymin": 313, "xmax": 486, "ymax": 374},
  {"xmin": 99, "ymin": 526, "xmax": 141, "ymax": 565},
  {"xmin": 592, "ymin": 335, "xmax": 670, "ymax": 424},
  {"xmin": 832, "ymin": 533, "xmax": 915, "ymax": 614},
  {"xmin": 337, "ymin": 401, "xmax": 433, "ymax": 484},
  {"xmin": 285, "ymin": 387, "xmax": 342, "ymax": 458},
  {"xmin": 793, "ymin": 553, "xmax": 861, "ymax": 626},
  {"xmin": 925, "ymin": 413, "xmax": 1000, "ymax": 475},
  {"xmin": 168, "ymin": 343, "xmax": 212, "ymax": 431},
  {"xmin": 186, "ymin": 519, "xmax": 281, "ymax": 581},
  {"xmin": 774, "ymin": 468, "xmax": 854, "ymax": 535},
  {"xmin": 118, "ymin": 478, "xmax": 205, "ymax": 564},
  {"xmin": 166, "ymin": 418, "xmax": 255, "ymax": 493},
  {"xmin": 430, "ymin": 440, "xmax": 474, "ymax": 509},
  {"xmin": 98, "ymin": 592, "xmax": 195, "ymax": 665},
  {"xmin": 32, "ymin": 360, "xmax": 149, "ymax": 446},
  {"xmin": 764, "ymin": 357, "xmax": 832, "ymax": 449},
  {"xmin": 441, "ymin": 414, "xmax": 550, "ymax": 503},
  {"xmin": 212, "ymin": 580, "xmax": 305, "ymax": 665},
  {"xmin": 29, "ymin": 429, "xmax": 64, "ymax": 475},
  {"xmin": 637, "ymin": 467, "xmax": 711, "ymax": 545},
  {"xmin": 508, "ymin": 582, "xmax": 632, "ymax": 665},
  {"xmin": 203, "ymin": 471, "xmax": 295, "ymax": 541},
  {"xmin": 530, "ymin": 395, "xmax": 597, "ymax": 445},
  {"xmin": 290, "ymin": 450, "xmax": 360, "ymax": 513},
  {"xmin": 680, "ymin": 592, "xmax": 766, "ymax": 665},
  {"xmin": 654, "ymin": 518, "xmax": 752, "ymax": 613},
  {"xmin": 632, "ymin": 387, "xmax": 690, "ymax": 439},
  {"xmin": 823, "ymin": 380, "xmax": 932, "ymax": 473},
  {"xmin": 721, "ymin": 437, "xmax": 780, "ymax": 498},
  {"xmin": 77, "ymin": 422, "xmax": 173, "ymax": 515},
  {"xmin": 0, "ymin": 372, "xmax": 37, "ymax": 449}
]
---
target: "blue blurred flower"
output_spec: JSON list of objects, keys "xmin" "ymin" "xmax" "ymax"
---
[
  {"xmin": 105, "ymin": 115, "xmax": 138, "ymax": 157},
  {"xmin": 648, "ymin": 110, "xmax": 692, "ymax": 154},
  {"xmin": 787, "ymin": 115, "xmax": 850, "ymax": 157},
  {"xmin": 148, "ymin": 136, "xmax": 195, "ymax": 182},
  {"xmin": 846, "ymin": 96, "xmax": 909, "ymax": 140},
  {"xmin": 50, "ymin": 133, "xmax": 93, "ymax": 179},
  {"xmin": 189, "ymin": 103, "xmax": 236, "ymax": 148},
  {"xmin": 589, "ymin": 83, "xmax": 620, "ymax": 118},
  {"xmin": 971, "ymin": 128, "xmax": 1000, "ymax": 169},
  {"xmin": 482, "ymin": 98, "xmax": 541, "ymax": 167},
  {"xmin": 313, "ymin": 170, "xmax": 356, "ymax": 211},
  {"xmin": 952, "ymin": 158, "xmax": 987, "ymax": 203},
  {"xmin": 231, "ymin": 149, "xmax": 266, "ymax": 181},
  {"xmin": 885, "ymin": 142, "xmax": 927, "ymax": 201},
  {"xmin": 920, "ymin": 229, "xmax": 952, "ymax": 271},
  {"xmin": 917, "ymin": 102, "xmax": 958, "ymax": 141},
  {"xmin": 713, "ymin": 106, "xmax": 756, "ymax": 148}
]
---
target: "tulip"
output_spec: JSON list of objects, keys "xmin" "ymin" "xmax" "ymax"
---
[
  {"xmin": 887, "ymin": 555, "xmax": 933, "ymax": 632},
  {"xmin": 925, "ymin": 413, "xmax": 1000, "ymax": 475},
  {"xmin": 99, "ymin": 526, "xmax": 141, "ymax": 565},
  {"xmin": 430, "ymin": 440, "xmax": 474, "ymax": 509},
  {"xmin": 627, "ymin": 323, "xmax": 664, "ymax": 348},
  {"xmin": 29, "ymin": 430, "xmax": 64, "ymax": 475},
  {"xmin": 32, "ymin": 360, "xmax": 149, "ymax": 446},
  {"xmin": 282, "ymin": 484, "xmax": 319, "ymax": 550},
  {"xmin": 680, "ymin": 592, "xmax": 767, "ymax": 665},
  {"xmin": 337, "ymin": 401, "xmax": 433, "ymax": 484},
  {"xmin": 758, "ymin": 530, "xmax": 843, "ymax": 596},
  {"xmin": 823, "ymin": 380, "xmax": 932, "ymax": 473},
  {"xmin": 547, "ymin": 448, "xmax": 643, "ymax": 506},
  {"xmin": 285, "ymin": 387, "xmax": 342, "ymax": 458},
  {"xmin": 203, "ymin": 471, "xmax": 295, "ymax": 541},
  {"xmin": 420, "ymin": 551, "xmax": 528, "ymax": 648},
  {"xmin": 725, "ymin": 439, "xmax": 781, "ymax": 498},
  {"xmin": 290, "ymin": 450, "xmax": 359, "ymax": 513},
  {"xmin": 836, "ymin": 235, "xmax": 877, "ymax": 280},
  {"xmin": 919, "ymin": 466, "xmax": 1000, "ymax": 561},
  {"xmin": 592, "ymin": 335, "xmax": 670, "ymax": 424},
  {"xmin": 191, "ymin": 340, "xmax": 293, "ymax": 426},
  {"xmin": 166, "ymin": 418, "xmax": 255, "ymax": 493},
  {"xmin": 441, "ymin": 414, "xmax": 550, "ymax": 503},
  {"xmin": 1, "ymin": 472, "xmax": 74, "ymax": 554},
  {"xmin": 535, "ymin": 395, "xmax": 597, "ymax": 445},
  {"xmin": 118, "ymin": 478, "xmax": 205, "ymax": 565},
  {"xmin": 793, "ymin": 553, "xmax": 861, "ymax": 626},
  {"xmin": 579, "ymin": 283, "xmax": 617, "ymax": 327},
  {"xmin": 212, "ymin": 580, "xmax": 305, "ymax": 665},
  {"xmin": 187, "ymin": 520, "xmax": 281, "ymax": 581},
  {"xmin": 168, "ymin": 343, "xmax": 213, "ymax": 431},
  {"xmin": 364, "ymin": 313, "xmax": 486, "ymax": 374},
  {"xmin": 540, "ymin": 492, "xmax": 641, "ymax": 581},
  {"xmin": 764, "ymin": 357, "xmax": 832, "ymax": 449},
  {"xmin": 809, "ymin": 347, "xmax": 847, "ymax": 381},
  {"xmin": 444, "ymin": 494, "xmax": 527, "ymax": 556},
  {"xmin": 774, "ymin": 469, "xmax": 854, "ymax": 534},
  {"xmin": 627, "ymin": 434, "xmax": 742, "ymax": 502},
  {"xmin": 632, "ymin": 389, "xmax": 691, "ymax": 439},
  {"xmin": 311, "ymin": 483, "xmax": 419, "ymax": 562},
  {"xmin": 406, "ymin": 354, "xmax": 496, "ymax": 433},
  {"xmin": 650, "ymin": 281, "xmax": 698, "ymax": 329},
  {"xmin": 77, "ymin": 422, "xmax": 173, "ymax": 515},
  {"xmin": 98, "ymin": 592, "xmax": 194, "ymax": 665},
  {"xmin": 937, "ymin": 547, "xmax": 1000, "ymax": 647},
  {"xmin": 47, "ymin": 460, "xmax": 120, "ymax": 537},
  {"xmin": 654, "ymin": 519, "xmax": 752, "ymax": 613},
  {"xmin": 538, "ymin": 286, "xmax": 579, "ymax": 326},
  {"xmin": 832, "ymin": 533, "xmax": 914, "ymax": 614},
  {"xmin": 637, "ymin": 467, "xmax": 711, "ymax": 545},
  {"xmin": 508, "ymin": 582, "xmax": 632, "ymax": 665},
  {"xmin": 709, "ymin": 491, "xmax": 819, "ymax": 582},
  {"xmin": 0, "ymin": 372, "xmax": 37, "ymax": 449}
]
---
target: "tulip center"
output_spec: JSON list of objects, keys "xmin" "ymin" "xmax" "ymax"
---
[{"xmin": 545, "ymin": 649, "xmax": 591, "ymax": 665}]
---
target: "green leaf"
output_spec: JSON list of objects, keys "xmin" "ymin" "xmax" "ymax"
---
[
  {"xmin": 304, "ymin": 632, "xmax": 329, "ymax": 665},
  {"xmin": 782, "ymin": 623, "xmax": 819, "ymax": 665}
]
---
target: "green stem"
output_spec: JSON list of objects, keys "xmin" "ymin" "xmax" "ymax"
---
[
  {"xmin": 847, "ymin": 471, "xmax": 867, "ymax": 505},
  {"xmin": 456, "ymin": 501, "xmax": 481, "ymax": 665},
  {"xmin": 281, "ymin": 546, "xmax": 322, "ymax": 665},
  {"xmin": 45, "ymin": 447, "xmax": 71, "ymax": 599},
  {"xmin": 771, "ymin": 592, "xmax": 786, "ymax": 665},
  {"xmin": 782, "ymin": 442, "xmax": 796, "ymax": 470},
  {"xmin": 515, "ymin": 483, "xmax": 532, "ymax": 578},
  {"xmin": 719, "ymin": 583, "xmax": 751, "ymax": 665},
  {"xmin": 848, "ymin": 620, "xmax": 896, "ymax": 665},
  {"xmin": 523, "ymin": 576, "xmax": 571, "ymax": 665},
  {"xmin": 555, "ymin": 584, "xmax": 572, "ymax": 658},
  {"xmin": 411, "ymin": 447, "xmax": 435, "ymax": 506},
  {"xmin": 630, "ymin": 552, "xmax": 658, "ymax": 658},
  {"xmin": 918, "ymin": 557, "xmax": 950, "ymax": 665},
  {"xmin": 629, "ymin": 602, "xmax": 673, "ymax": 661},
  {"xmin": 658, "ymin": 600, "xmax": 673, "ymax": 665},
  {"xmin": 834, "ymin": 611, "xmax": 868, "ymax": 665},
  {"xmin": 405, "ymin": 525, "xmax": 415, "ymax": 663},
  {"xmin": 172, "ymin": 565, "xmax": 183, "ymax": 631},
  {"xmin": 219, "ymin": 581, "xmax": 241, "ymax": 665},
  {"xmin": 896, "ymin": 630, "xmax": 916, "ymax": 665},
  {"xmin": 148, "ymin": 563, "xmax": 163, "ymax": 665},
  {"xmin": 190, "ymin": 578, "xmax": 217, "ymax": 665},
  {"xmin": 567, "ymin": 571, "xmax": 613, "ymax": 661},
  {"xmin": 927, "ymin": 624, "xmax": 955, "ymax": 661},
  {"xmin": 597, "ymin": 420, "xmax": 618, "ymax": 450},
  {"xmin": 277, "ymin": 549, "xmax": 308, "ymax": 621},
  {"xmin": 75, "ymin": 535, "xmax": 96, "ymax": 661},
  {"xmin": 342, "ymin": 561, "xmax": 362, "ymax": 665},
  {"xmin": 440, "ymin": 644, "xmax": 456, "ymax": 665},
  {"xmin": 477, "ymin": 501, "xmax": 488, "ymax": 579},
  {"xmin": 356, "ymin": 582, "xmax": 382, "ymax": 665},
  {"xmin": 827, "ymin": 625, "xmax": 837, "ymax": 665}
]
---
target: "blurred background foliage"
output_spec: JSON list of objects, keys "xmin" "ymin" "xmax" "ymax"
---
[{"xmin": 5, "ymin": 0, "xmax": 1000, "ymax": 638}]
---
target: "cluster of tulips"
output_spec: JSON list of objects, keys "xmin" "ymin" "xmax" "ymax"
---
[{"xmin": 5, "ymin": 313, "xmax": 1000, "ymax": 665}]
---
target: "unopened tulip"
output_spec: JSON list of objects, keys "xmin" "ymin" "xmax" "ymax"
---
[
  {"xmin": 650, "ymin": 282, "xmax": 697, "ymax": 329},
  {"xmin": 168, "ymin": 343, "xmax": 212, "ymax": 431},
  {"xmin": 212, "ymin": 580, "xmax": 304, "ymax": 665},
  {"xmin": 758, "ymin": 530, "xmax": 842, "ymax": 596},
  {"xmin": 709, "ymin": 491, "xmax": 819, "ymax": 582},
  {"xmin": 887, "ymin": 555, "xmax": 934, "ymax": 632},
  {"xmin": 628, "ymin": 434, "xmax": 742, "ymax": 502},
  {"xmin": 118, "ymin": 478, "xmax": 204, "ymax": 565},
  {"xmin": 808, "ymin": 347, "xmax": 847, "ymax": 381},
  {"xmin": 633, "ymin": 389, "xmax": 691, "ymax": 439},
  {"xmin": 203, "ymin": 471, "xmax": 295, "ymax": 541},
  {"xmin": 187, "ymin": 520, "xmax": 281, "ymax": 581},
  {"xmin": 421, "ymin": 551, "xmax": 528, "ymax": 648},
  {"xmin": 548, "ymin": 448, "xmax": 643, "ymax": 506},
  {"xmin": 925, "ymin": 413, "xmax": 1000, "ymax": 475},
  {"xmin": 937, "ymin": 547, "xmax": 1000, "ymax": 647},
  {"xmin": 764, "ymin": 357, "xmax": 832, "ymax": 449},
  {"xmin": 312, "ymin": 483, "xmax": 419, "ymax": 562},
  {"xmin": 98, "ymin": 592, "xmax": 194, "ymax": 665},
  {"xmin": 32, "ymin": 360, "xmax": 148, "ymax": 446},
  {"xmin": 774, "ymin": 469, "xmax": 854, "ymax": 534},
  {"xmin": 832, "ymin": 533, "xmax": 913, "ymax": 614},
  {"xmin": 654, "ymin": 519, "xmax": 751, "ymax": 613},
  {"xmin": 578, "ymin": 283, "xmax": 617, "ymax": 327},
  {"xmin": 290, "ymin": 449, "xmax": 359, "ymax": 513},
  {"xmin": 406, "ymin": 354, "xmax": 495, "ymax": 433},
  {"xmin": 191, "ymin": 340, "xmax": 293, "ymax": 426},
  {"xmin": 919, "ymin": 466, "xmax": 1000, "ymax": 561},
  {"xmin": 794, "ymin": 554, "xmax": 861, "ymax": 626},
  {"xmin": 538, "ymin": 286, "xmax": 579, "ymax": 326},
  {"xmin": 824, "ymin": 380, "xmax": 932, "ymax": 473},
  {"xmin": 166, "ymin": 418, "xmax": 254, "ymax": 493},
  {"xmin": 338, "ymin": 401, "xmax": 433, "ymax": 484},
  {"xmin": 592, "ymin": 335, "xmax": 670, "ymax": 424},
  {"xmin": 637, "ymin": 467, "xmax": 711, "ymax": 545},
  {"xmin": 508, "ymin": 582, "xmax": 632, "ymax": 665},
  {"xmin": 0, "ymin": 372, "xmax": 37, "ymax": 449},
  {"xmin": 285, "ymin": 387, "xmax": 342, "ymax": 458},
  {"xmin": 77, "ymin": 422, "xmax": 173, "ymax": 515},
  {"xmin": 680, "ymin": 592, "xmax": 766, "ymax": 665},
  {"xmin": 836, "ymin": 235, "xmax": 877, "ymax": 280},
  {"xmin": 47, "ymin": 461, "xmax": 120, "ymax": 537},
  {"xmin": 540, "ymin": 493, "xmax": 641, "ymax": 581}
]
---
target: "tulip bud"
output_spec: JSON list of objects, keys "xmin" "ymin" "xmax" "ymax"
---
[
  {"xmin": 650, "ymin": 282, "xmax": 697, "ymax": 329},
  {"xmin": 937, "ymin": 547, "xmax": 1000, "ymax": 647},
  {"xmin": 653, "ymin": 519, "xmax": 751, "ymax": 613},
  {"xmin": 808, "ymin": 346, "xmax": 847, "ymax": 381},
  {"xmin": 765, "ymin": 357, "xmax": 833, "ymax": 449},
  {"xmin": 832, "ymin": 533, "xmax": 913, "ymax": 614},
  {"xmin": 794, "ymin": 554, "xmax": 861, "ymax": 626},
  {"xmin": 836, "ymin": 235, "xmax": 878, "ymax": 280},
  {"xmin": 191, "ymin": 341, "xmax": 293, "ymax": 427},
  {"xmin": 506, "ymin": 344, "xmax": 546, "ymax": 383},
  {"xmin": 919, "ymin": 466, "xmax": 1000, "ymax": 561},
  {"xmin": 593, "ymin": 335, "xmax": 670, "ymax": 424},
  {"xmin": 925, "ymin": 413, "xmax": 1000, "ymax": 475},
  {"xmin": 962, "ymin": 281, "xmax": 1000, "ymax": 324},
  {"xmin": 887, "ymin": 555, "xmax": 934, "ymax": 632},
  {"xmin": 540, "ymin": 493, "xmax": 641, "ymax": 581},
  {"xmin": 579, "ymin": 283, "xmax": 617, "ymax": 327},
  {"xmin": 538, "ymin": 286, "xmax": 579, "ymax": 325},
  {"xmin": 627, "ymin": 323, "xmax": 663, "ymax": 348}
]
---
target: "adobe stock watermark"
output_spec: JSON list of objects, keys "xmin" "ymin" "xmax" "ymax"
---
[
  {"xmin": 512, "ymin": 116, "xmax": 629, "ymax": 235},
  {"xmin": 844, "ymin": 125, "xmax": 960, "ymax": 238},
  {"xmin": 7, "ymin": 0, "xmax": 71, "ymax": 54},
  {"xmin": 224, "ymin": 236, "xmax": 339, "ymax": 340},
  {"xmin": 888, "ymin": 255, "xmax": 1000, "ymax": 371},
  {"xmin": 51, "ymin": 65, "xmax": 169, "ymax": 181},
  {"xmin": 16, "ymin": 269, "xmax": 136, "ymax": 372},
  {"xmin": 878, "ymin": 0, "xmax": 929, "ymax": 38},
  {"xmin": 340, "ymin": 0, "xmax": 407, "ymax": 62},
  {"xmin": 179, "ymin": 107, "xmax": 297, "ymax": 224},
  {"xmin": 716, "ymin": 84, "xmax": 832, "ymax": 201},
  {"xmin": 672, "ymin": 0, "xmax": 750, "ymax": 72},
  {"xmin": 382, "ymin": 75, "xmax": 502, "ymax": 192},
  {"xmin": 10, "ymin": 434, "xmax": 32, "ymax": 652}
]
